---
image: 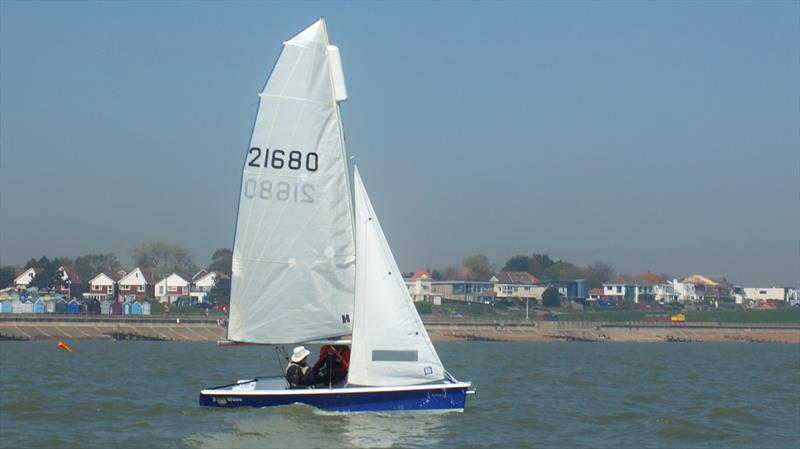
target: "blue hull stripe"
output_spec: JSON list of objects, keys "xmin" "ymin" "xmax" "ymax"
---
[{"xmin": 199, "ymin": 386, "xmax": 468, "ymax": 412}]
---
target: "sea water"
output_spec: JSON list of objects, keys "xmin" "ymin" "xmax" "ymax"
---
[{"xmin": 1, "ymin": 341, "xmax": 798, "ymax": 449}]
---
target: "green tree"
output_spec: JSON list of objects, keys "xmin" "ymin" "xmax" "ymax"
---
[
  {"xmin": 462, "ymin": 255, "xmax": 493, "ymax": 281},
  {"xmin": 0, "ymin": 266, "xmax": 16, "ymax": 288},
  {"xmin": 430, "ymin": 269, "xmax": 443, "ymax": 281},
  {"xmin": 130, "ymin": 241, "xmax": 196, "ymax": 279},
  {"xmin": 209, "ymin": 249, "xmax": 232, "ymax": 276},
  {"xmin": 528, "ymin": 254, "xmax": 556, "ymax": 278},
  {"xmin": 545, "ymin": 261, "xmax": 586, "ymax": 280},
  {"xmin": 542, "ymin": 287, "xmax": 561, "ymax": 308},
  {"xmin": 74, "ymin": 253, "xmax": 121, "ymax": 283},
  {"xmin": 29, "ymin": 256, "xmax": 61, "ymax": 289},
  {"xmin": 206, "ymin": 277, "xmax": 231, "ymax": 305},
  {"xmin": 503, "ymin": 255, "xmax": 532, "ymax": 273}
]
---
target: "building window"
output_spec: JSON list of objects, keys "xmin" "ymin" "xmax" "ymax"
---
[
  {"xmin": 120, "ymin": 285, "xmax": 129, "ymax": 291},
  {"xmin": 138, "ymin": 285, "xmax": 145, "ymax": 292},
  {"xmin": 616, "ymin": 286, "xmax": 622, "ymax": 293}
]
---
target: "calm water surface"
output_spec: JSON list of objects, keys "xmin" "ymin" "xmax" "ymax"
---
[{"xmin": 1, "ymin": 341, "xmax": 798, "ymax": 449}]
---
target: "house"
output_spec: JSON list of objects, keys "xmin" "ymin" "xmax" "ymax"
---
[
  {"xmin": 118, "ymin": 267, "xmax": 154, "ymax": 301},
  {"xmin": 430, "ymin": 281, "xmax": 495, "ymax": 303},
  {"xmin": 190, "ymin": 271, "xmax": 226, "ymax": 303},
  {"xmin": 587, "ymin": 288, "xmax": 604, "ymax": 301},
  {"xmin": 491, "ymin": 271, "xmax": 540, "ymax": 301},
  {"xmin": 681, "ymin": 274, "xmax": 733, "ymax": 302},
  {"xmin": 13, "ymin": 268, "xmax": 39, "ymax": 288},
  {"xmin": 154, "ymin": 273, "xmax": 191, "ymax": 303},
  {"xmin": 654, "ymin": 279, "xmax": 697, "ymax": 304},
  {"xmin": 404, "ymin": 269, "xmax": 433, "ymax": 302},
  {"xmin": 602, "ymin": 273, "xmax": 666, "ymax": 304},
  {"xmin": 55, "ymin": 266, "xmax": 83, "ymax": 300},
  {"xmin": 744, "ymin": 287, "xmax": 787, "ymax": 302},
  {"xmin": 85, "ymin": 272, "xmax": 118, "ymax": 300}
]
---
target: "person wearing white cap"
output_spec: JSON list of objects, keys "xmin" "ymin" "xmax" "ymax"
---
[{"xmin": 285, "ymin": 346, "xmax": 315, "ymax": 389}]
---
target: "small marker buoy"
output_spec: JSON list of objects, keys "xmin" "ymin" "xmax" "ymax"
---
[{"xmin": 58, "ymin": 341, "xmax": 73, "ymax": 353}]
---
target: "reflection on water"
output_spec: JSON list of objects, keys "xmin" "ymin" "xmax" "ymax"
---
[{"xmin": 184, "ymin": 405, "xmax": 448, "ymax": 449}]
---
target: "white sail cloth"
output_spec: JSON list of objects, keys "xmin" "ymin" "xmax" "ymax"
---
[
  {"xmin": 227, "ymin": 19, "xmax": 356, "ymax": 344},
  {"xmin": 347, "ymin": 168, "xmax": 446, "ymax": 386}
]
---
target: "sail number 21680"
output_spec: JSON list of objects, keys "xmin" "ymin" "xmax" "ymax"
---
[{"xmin": 247, "ymin": 148, "xmax": 318, "ymax": 172}]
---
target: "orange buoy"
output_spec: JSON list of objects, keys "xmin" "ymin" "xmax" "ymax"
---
[{"xmin": 57, "ymin": 341, "xmax": 73, "ymax": 353}]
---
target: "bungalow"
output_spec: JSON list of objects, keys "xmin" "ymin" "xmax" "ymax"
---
[
  {"xmin": 118, "ymin": 267, "xmax": 154, "ymax": 301},
  {"xmin": 13, "ymin": 268, "xmax": 39, "ymax": 288},
  {"xmin": 587, "ymin": 288, "xmax": 604, "ymax": 301},
  {"xmin": 55, "ymin": 266, "xmax": 83, "ymax": 300},
  {"xmin": 190, "ymin": 271, "xmax": 226, "ymax": 303},
  {"xmin": 491, "ymin": 271, "xmax": 540, "ymax": 301},
  {"xmin": 404, "ymin": 269, "xmax": 433, "ymax": 303},
  {"xmin": 154, "ymin": 273, "xmax": 191, "ymax": 303},
  {"xmin": 85, "ymin": 272, "xmax": 118, "ymax": 300}
]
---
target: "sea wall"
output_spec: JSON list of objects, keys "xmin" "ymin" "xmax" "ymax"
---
[{"xmin": 1, "ymin": 315, "xmax": 798, "ymax": 343}]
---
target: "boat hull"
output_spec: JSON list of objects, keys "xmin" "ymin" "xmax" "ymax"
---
[{"xmin": 199, "ymin": 382, "xmax": 471, "ymax": 412}]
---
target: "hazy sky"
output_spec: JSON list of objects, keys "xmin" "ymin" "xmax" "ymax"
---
[{"xmin": 1, "ymin": 2, "xmax": 798, "ymax": 286}]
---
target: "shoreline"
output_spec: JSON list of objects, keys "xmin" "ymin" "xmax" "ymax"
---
[{"xmin": 1, "ymin": 315, "xmax": 798, "ymax": 343}]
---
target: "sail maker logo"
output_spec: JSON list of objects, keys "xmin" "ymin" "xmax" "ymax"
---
[{"xmin": 424, "ymin": 366, "xmax": 433, "ymax": 375}]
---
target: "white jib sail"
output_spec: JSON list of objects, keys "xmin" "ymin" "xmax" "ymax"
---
[
  {"xmin": 228, "ymin": 19, "xmax": 356, "ymax": 344},
  {"xmin": 347, "ymin": 168, "xmax": 446, "ymax": 386}
]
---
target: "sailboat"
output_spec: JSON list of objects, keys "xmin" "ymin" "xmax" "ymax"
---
[{"xmin": 199, "ymin": 19, "xmax": 473, "ymax": 412}]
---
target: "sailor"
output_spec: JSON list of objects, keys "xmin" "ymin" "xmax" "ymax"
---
[
  {"xmin": 285, "ymin": 346, "xmax": 315, "ymax": 389},
  {"xmin": 312, "ymin": 344, "xmax": 350, "ymax": 386}
]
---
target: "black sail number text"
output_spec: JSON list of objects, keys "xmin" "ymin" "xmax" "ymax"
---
[{"xmin": 247, "ymin": 148, "xmax": 318, "ymax": 172}]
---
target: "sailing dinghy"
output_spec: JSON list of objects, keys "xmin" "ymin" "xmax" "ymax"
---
[{"xmin": 199, "ymin": 19, "xmax": 473, "ymax": 412}]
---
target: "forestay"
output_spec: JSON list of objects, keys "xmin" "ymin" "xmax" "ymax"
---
[
  {"xmin": 228, "ymin": 19, "xmax": 355, "ymax": 344},
  {"xmin": 348, "ymin": 168, "xmax": 445, "ymax": 386}
]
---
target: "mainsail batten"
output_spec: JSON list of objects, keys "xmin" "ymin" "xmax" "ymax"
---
[{"xmin": 227, "ymin": 19, "xmax": 356, "ymax": 344}]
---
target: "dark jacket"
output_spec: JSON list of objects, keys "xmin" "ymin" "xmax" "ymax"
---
[{"xmin": 286, "ymin": 362, "xmax": 315, "ymax": 388}]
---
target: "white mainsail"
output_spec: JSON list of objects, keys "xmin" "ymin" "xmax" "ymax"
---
[
  {"xmin": 228, "ymin": 19, "xmax": 356, "ymax": 344},
  {"xmin": 348, "ymin": 168, "xmax": 446, "ymax": 386}
]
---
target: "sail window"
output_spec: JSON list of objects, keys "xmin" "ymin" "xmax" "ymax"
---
[{"xmin": 372, "ymin": 350, "xmax": 418, "ymax": 362}]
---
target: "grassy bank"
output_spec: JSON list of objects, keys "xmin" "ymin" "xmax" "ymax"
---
[{"xmin": 423, "ymin": 302, "xmax": 800, "ymax": 324}]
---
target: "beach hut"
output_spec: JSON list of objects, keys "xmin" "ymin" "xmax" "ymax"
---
[
  {"xmin": 83, "ymin": 298, "xmax": 100, "ymax": 315},
  {"xmin": 100, "ymin": 299, "xmax": 111, "ymax": 315},
  {"xmin": 33, "ymin": 298, "xmax": 46, "ymax": 314},
  {"xmin": 110, "ymin": 301, "xmax": 121, "ymax": 315},
  {"xmin": 55, "ymin": 298, "xmax": 68, "ymax": 314},
  {"xmin": 122, "ymin": 301, "xmax": 133, "ymax": 315},
  {"xmin": 0, "ymin": 301, "xmax": 12, "ymax": 314},
  {"xmin": 45, "ymin": 299, "xmax": 56, "ymax": 314},
  {"xmin": 11, "ymin": 299, "xmax": 24, "ymax": 314},
  {"xmin": 131, "ymin": 301, "xmax": 143, "ymax": 316},
  {"xmin": 67, "ymin": 299, "xmax": 81, "ymax": 314},
  {"xmin": 21, "ymin": 299, "xmax": 33, "ymax": 314},
  {"xmin": 140, "ymin": 300, "xmax": 151, "ymax": 316}
]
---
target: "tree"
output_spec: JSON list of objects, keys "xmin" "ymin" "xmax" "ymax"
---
[
  {"xmin": 528, "ymin": 254, "xmax": 556, "ymax": 278},
  {"xmin": 28, "ymin": 256, "xmax": 61, "ymax": 290},
  {"xmin": 130, "ymin": 241, "xmax": 196, "ymax": 279},
  {"xmin": 75, "ymin": 253, "xmax": 121, "ymax": 283},
  {"xmin": 209, "ymin": 249, "xmax": 232, "ymax": 276},
  {"xmin": 0, "ymin": 266, "xmax": 16, "ymax": 288},
  {"xmin": 206, "ymin": 277, "xmax": 231, "ymax": 305},
  {"xmin": 542, "ymin": 286, "xmax": 560, "ymax": 308},
  {"xmin": 430, "ymin": 269, "xmax": 443, "ymax": 281},
  {"xmin": 585, "ymin": 261, "xmax": 616, "ymax": 288},
  {"xmin": 462, "ymin": 255, "xmax": 493, "ymax": 281},
  {"xmin": 545, "ymin": 261, "xmax": 586, "ymax": 281},
  {"xmin": 503, "ymin": 255, "xmax": 532, "ymax": 273}
]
